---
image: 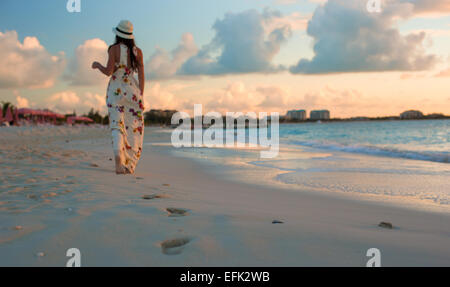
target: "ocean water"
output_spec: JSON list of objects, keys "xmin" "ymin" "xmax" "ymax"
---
[
  {"xmin": 280, "ymin": 120, "xmax": 449, "ymax": 164},
  {"xmin": 149, "ymin": 120, "xmax": 450, "ymax": 212}
]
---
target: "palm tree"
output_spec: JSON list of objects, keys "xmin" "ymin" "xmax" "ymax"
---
[{"xmin": 1, "ymin": 101, "xmax": 15, "ymax": 115}]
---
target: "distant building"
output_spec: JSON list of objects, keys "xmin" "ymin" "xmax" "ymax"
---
[
  {"xmin": 400, "ymin": 110, "xmax": 423, "ymax": 119},
  {"xmin": 286, "ymin": 109, "xmax": 306, "ymax": 121},
  {"xmin": 310, "ymin": 110, "xmax": 330, "ymax": 120}
]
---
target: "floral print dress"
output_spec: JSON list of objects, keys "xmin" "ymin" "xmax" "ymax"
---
[{"xmin": 106, "ymin": 43, "xmax": 144, "ymax": 173}]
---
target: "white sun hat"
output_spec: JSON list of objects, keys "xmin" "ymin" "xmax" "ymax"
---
[{"xmin": 113, "ymin": 20, "xmax": 134, "ymax": 39}]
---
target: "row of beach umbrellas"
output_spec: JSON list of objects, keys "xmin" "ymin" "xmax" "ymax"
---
[
  {"xmin": 0, "ymin": 107, "xmax": 94, "ymax": 125},
  {"xmin": 17, "ymin": 108, "xmax": 66, "ymax": 119}
]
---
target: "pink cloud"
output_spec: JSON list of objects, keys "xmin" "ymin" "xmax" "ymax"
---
[{"xmin": 0, "ymin": 30, "xmax": 65, "ymax": 89}]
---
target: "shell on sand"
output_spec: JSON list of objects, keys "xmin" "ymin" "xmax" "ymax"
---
[
  {"xmin": 166, "ymin": 207, "xmax": 188, "ymax": 217},
  {"xmin": 378, "ymin": 222, "xmax": 393, "ymax": 229},
  {"xmin": 142, "ymin": 194, "xmax": 169, "ymax": 200},
  {"xmin": 161, "ymin": 237, "xmax": 191, "ymax": 255}
]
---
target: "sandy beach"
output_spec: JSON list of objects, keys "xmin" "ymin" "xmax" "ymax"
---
[{"xmin": 0, "ymin": 125, "xmax": 449, "ymax": 267}]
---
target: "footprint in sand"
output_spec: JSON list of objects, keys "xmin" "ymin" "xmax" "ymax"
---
[
  {"xmin": 142, "ymin": 194, "xmax": 169, "ymax": 200},
  {"xmin": 61, "ymin": 152, "xmax": 72, "ymax": 158},
  {"xmin": 378, "ymin": 222, "xmax": 394, "ymax": 229},
  {"xmin": 161, "ymin": 237, "xmax": 191, "ymax": 255},
  {"xmin": 272, "ymin": 220, "xmax": 284, "ymax": 224},
  {"xmin": 166, "ymin": 208, "xmax": 189, "ymax": 217}
]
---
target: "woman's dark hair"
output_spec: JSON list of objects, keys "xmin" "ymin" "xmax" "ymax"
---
[{"xmin": 109, "ymin": 36, "xmax": 138, "ymax": 71}]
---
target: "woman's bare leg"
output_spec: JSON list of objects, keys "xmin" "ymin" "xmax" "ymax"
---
[
  {"xmin": 112, "ymin": 129, "xmax": 126, "ymax": 174},
  {"xmin": 115, "ymin": 155, "xmax": 126, "ymax": 174}
]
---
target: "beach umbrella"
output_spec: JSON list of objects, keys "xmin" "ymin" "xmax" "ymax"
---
[
  {"xmin": 77, "ymin": 117, "xmax": 94, "ymax": 123},
  {"xmin": 18, "ymin": 108, "xmax": 36, "ymax": 116},
  {"xmin": 4, "ymin": 107, "xmax": 13, "ymax": 122},
  {"xmin": 54, "ymin": 113, "xmax": 65, "ymax": 119},
  {"xmin": 14, "ymin": 108, "xmax": 19, "ymax": 124}
]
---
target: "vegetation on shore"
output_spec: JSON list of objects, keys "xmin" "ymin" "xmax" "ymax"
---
[{"xmin": 2, "ymin": 101, "xmax": 448, "ymax": 127}]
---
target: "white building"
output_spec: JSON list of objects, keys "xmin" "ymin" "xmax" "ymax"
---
[
  {"xmin": 310, "ymin": 110, "xmax": 330, "ymax": 120},
  {"xmin": 286, "ymin": 109, "xmax": 306, "ymax": 121},
  {"xmin": 400, "ymin": 110, "xmax": 423, "ymax": 119}
]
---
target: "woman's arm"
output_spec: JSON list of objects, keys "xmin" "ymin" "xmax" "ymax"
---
[
  {"xmin": 92, "ymin": 46, "xmax": 116, "ymax": 77},
  {"xmin": 137, "ymin": 48, "xmax": 145, "ymax": 95}
]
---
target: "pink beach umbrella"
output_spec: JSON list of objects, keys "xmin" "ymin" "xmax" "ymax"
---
[
  {"xmin": 37, "ymin": 112, "xmax": 44, "ymax": 123},
  {"xmin": 4, "ymin": 107, "xmax": 13, "ymax": 122},
  {"xmin": 54, "ymin": 113, "xmax": 65, "ymax": 119},
  {"xmin": 77, "ymin": 117, "xmax": 94, "ymax": 123},
  {"xmin": 14, "ymin": 108, "xmax": 19, "ymax": 125},
  {"xmin": 18, "ymin": 108, "xmax": 31, "ymax": 116},
  {"xmin": 18, "ymin": 108, "xmax": 35, "ymax": 124}
]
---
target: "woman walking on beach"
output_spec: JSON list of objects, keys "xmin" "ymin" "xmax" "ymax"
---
[{"xmin": 92, "ymin": 20, "xmax": 145, "ymax": 174}]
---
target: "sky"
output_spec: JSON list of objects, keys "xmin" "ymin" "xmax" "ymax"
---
[{"xmin": 0, "ymin": 0, "xmax": 449, "ymax": 118}]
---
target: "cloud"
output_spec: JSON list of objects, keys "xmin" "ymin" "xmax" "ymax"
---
[
  {"xmin": 46, "ymin": 91, "xmax": 106, "ymax": 115},
  {"xmin": 256, "ymin": 86, "xmax": 290, "ymax": 109},
  {"xmin": 178, "ymin": 9, "xmax": 292, "ymax": 76},
  {"xmin": 0, "ymin": 30, "xmax": 65, "ymax": 89},
  {"xmin": 146, "ymin": 33, "xmax": 198, "ymax": 79},
  {"xmin": 83, "ymin": 92, "xmax": 106, "ymax": 114},
  {"xmin": 408, "ymin": 0, "xmax": 450, "ymax": 15},
  {"xmin": 266, "ymin": 12, "xmax": 309, "ymax": 32},
  {"xmin": 204, "ymin": 82, "xmax": 262, "ymax": 113},
  {"xmin": 400, "ymin": 72, "xmax": 427, "ymax": 79},
  {"xmin": 65, "ymin": 38, "xmax": 109, "ymax": 86},
  {"xmin": 143, "ymin": 82, "xmax": 195, "ymax": 111},
  {"xmin": 142, "ymin": 80, "xmax": 444, "ymax": 118},
  {"xmin": 202, "ymin": 82, "xmax": 293, "ymax": 114},
  {"xmin": 195, "ymin": 82, "xmax": 398, "ymax": 117},
  {"xmin": 290, "ymin": 0, "xmax": 437, "ymax": 74},
  {"xmin": 143, "ymin": 81, "xmax": 290, "ymax": 115},
  {"xmin": 16, "ymin": 95, "xmax": 30, "ymax": 108},
  {"xmin": 47, "ymin": 91, "xmax": 80, "ymax": 114},
  {"xmin": 274, "ymin": 0, "xmax": 298, "ymax": 5},
  {"xmin": 274, "ymin": 0, "xmax": 326, "ymax": 4},
  {"xmin": 287, "ymin": 86, "xmax": 393, "ymax": 117},
  {"xmin": 435, "ymin": 69, "xmax": 450, "ymax": 77}
]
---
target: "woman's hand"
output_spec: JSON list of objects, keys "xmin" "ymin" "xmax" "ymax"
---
[{"xmin": 91, "ymin": 61, "xmax": 101, "ymax": 70}]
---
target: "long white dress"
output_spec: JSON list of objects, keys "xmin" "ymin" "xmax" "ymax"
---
[{"xmin": 106, "ymin": 43, "xmax": 144, "ymax": 173}]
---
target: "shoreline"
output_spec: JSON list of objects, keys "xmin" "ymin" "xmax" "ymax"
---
[
  {"xmin": 0, "ymin": 126, "xmax": 449, "ymax": 266},
  {"xmin": 158, "ymin": 132, "xmax": 450, "ymax": 215}
]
